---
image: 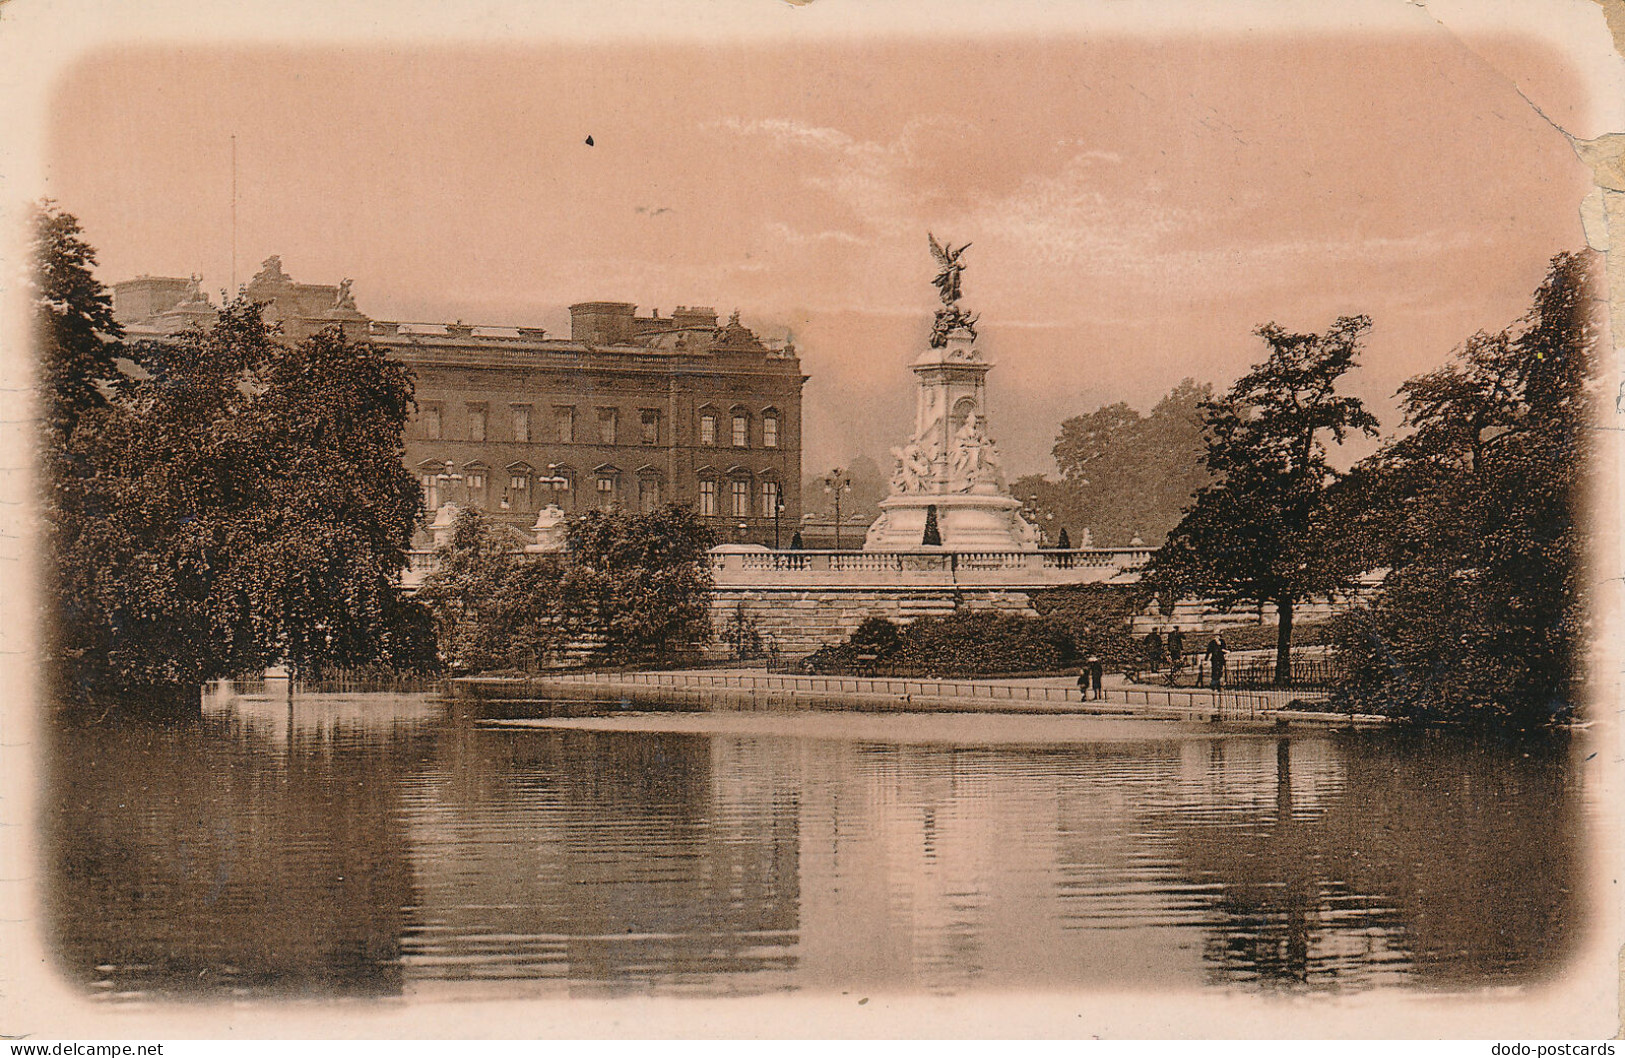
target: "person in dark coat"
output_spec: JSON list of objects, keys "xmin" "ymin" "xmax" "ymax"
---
[
  {"xmin": 1204, "ymin": 635, "xmax": 1227, "ymax": 691},
  {"xmin": 1089, "ymin": 655, "xmax": 1105, "ymax": 700},
  {"xmin": 1166, "ymin": 627, "xmax": 1185, "ymax": 668},
  {"xmin": 1077, "ymin": 664, "xmax": 1091, "ymax": 701},
  {"xmin": 1144, "ymin": 629, "xmax": 1165, "ymax": 672}
]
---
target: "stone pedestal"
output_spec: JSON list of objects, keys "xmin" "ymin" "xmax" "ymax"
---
[
  {"xmin": 865, "ymin": 493, "xmax": 1035, "ymax": 551},
  {"xmin": 864, "ymin": 332, "xmax": 1038, "ymax": 552}
]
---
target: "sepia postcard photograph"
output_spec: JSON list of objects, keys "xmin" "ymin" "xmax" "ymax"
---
[{"xmin": 0, "ymin": 0, "xmax": 1622, "ymax": 1042}]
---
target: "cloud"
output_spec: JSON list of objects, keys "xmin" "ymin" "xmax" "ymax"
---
[
  {"xmin": 765, "ymin": 222, "xmax": 868, "ymax": 246},
  {"xmin": 709, "ymin": 114, "xmax": 979, "ymax": 239}
]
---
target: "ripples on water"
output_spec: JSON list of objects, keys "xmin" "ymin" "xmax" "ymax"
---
[{"xmin": 42, "ymin": 690, "xmax": 1585, "ymax": 1001}]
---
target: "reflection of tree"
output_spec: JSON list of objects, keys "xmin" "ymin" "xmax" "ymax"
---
[
  {"xmin": 1164, "ymin": 733, "xmax": 1581, "ymax": 989},
  {"xmin": 401, "ymin": 724, "xmax": 801, "ymax": 994},
  {"xmin": 45, "ymin": 707, "xmax": 431, "ymax": 998},
  {"xmin": 1188, "ymin": 740, "xmax": 1345, "ymax": 986}
]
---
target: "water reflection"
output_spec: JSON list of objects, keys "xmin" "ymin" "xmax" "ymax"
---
[{"xmin": 43, "ymin": 693, "xmax": 1586, "ymax": 999}]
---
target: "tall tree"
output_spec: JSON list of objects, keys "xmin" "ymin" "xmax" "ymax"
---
[
  {"xmin": 47, "ymin": 300, "xmax": 279, "ymax": 704},
  {"xmin": 1021, "ymin": 378, "xmax": 1212, "ymax": 547},
  {"xmin": 222, "ymin": 325, "xmax": 425, "ymax": 679},
  {"xmin": 1330, "ymin": 252, "xmax": 1598, "ymax": 728},
  {"xmin": 1146, "ymin": 317, "xmax": 1379, "ymax": 685},
  {"xmin": 38, "ymin": 206, "xmax": 432, "ymax": 709},
  {"xmin": 33, "ymin": 201, "xmax": 123, "ymax": 447},
  {"xmin": 34, "ymin": 201, "xmax": 128, "ymax": 707}
]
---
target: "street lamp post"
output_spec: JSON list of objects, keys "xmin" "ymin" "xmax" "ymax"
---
[
  {"xmin": 536, "ymin": 463, "xmax": 570, "ymax": 500},
  {"xmin": 823, "ymin": 468, "xmax": 852, "ymax": 550},
  {"xmin": 773, "ymin": 494, "xmax": 785, "ymax": 550},
  {"xmin": 1023, "ymin": 493, "xmax": 1055, "ymax": 546}
]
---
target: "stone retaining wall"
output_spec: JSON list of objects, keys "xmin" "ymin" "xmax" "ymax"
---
[{"xmin": 710, "ymin": 586, "xmax": 1038, "ymax": 659}]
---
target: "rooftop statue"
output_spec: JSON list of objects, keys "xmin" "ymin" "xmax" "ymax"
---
[
  {"xmin": 255, "ymin": 254, "xmax": 288, "ymax": 283},
  {"xmin": 181, "ymin": 272, "xmax": 209, "ymax": 305}
]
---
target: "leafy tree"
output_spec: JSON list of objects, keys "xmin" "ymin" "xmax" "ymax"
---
[
  {"xmin": 416, "ymin": 507, "xmax": 564, "ymax": 673},
  {"xmin": 561, "ymin": 504, "xmax": 717, "ymax": 664},
  {"xmin": 420, "ymin": 503, "xmax": 717, "ymax": 670},
  {"xmin": 1330, "ymin": 252, "xmax": 1599, "ymax": 728},
  {"xmin": 33, "ymin": 201, "xmax": 123, "ymax": 447},
  {"xmin": 221, "ymin": 325, "xmax": 425, "ymax": 678},
  {"xmin": 1018, "ymin": 378, "xmax": 1212, "ymax": 547},
  {"xmin": 1145, "ymin": 317, "xmax": 1379, "ymax": 685},
  {"xmin": 34, "ymin": 202, "xmax": 127, "ymax": 706},
  {"xmin": 45, "ymin": 299, "xmax": 280, "ymax": 705},
  {"xmin": 38, "ymin": 206, "xmax": 430, "ymax": 709}
]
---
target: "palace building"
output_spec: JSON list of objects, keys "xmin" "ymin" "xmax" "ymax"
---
[{"xmin": 112, "ymin": 257, "xmax": 808, "ymax": 546}]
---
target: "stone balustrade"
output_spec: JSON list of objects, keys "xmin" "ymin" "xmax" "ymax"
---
[
  {"xmin": 708, "ymin": 546, "xmax": 1151, "ymax": 588},
  {"xmin": 400, "ymin": 544, "xmax": 1153, "ymax": 592}
]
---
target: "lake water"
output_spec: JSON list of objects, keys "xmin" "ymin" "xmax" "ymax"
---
[{"xmin": 42, "ymin": 689, "xmax": 1590, "ymax": 1001}]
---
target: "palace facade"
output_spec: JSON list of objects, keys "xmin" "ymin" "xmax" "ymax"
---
[{"xmin": 112, "ymin": 257, "xmax": 808, "ymax": 546}]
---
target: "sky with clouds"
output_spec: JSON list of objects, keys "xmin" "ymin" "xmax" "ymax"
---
[{"xmin": 44, "ymin": 29, "xmax": 1594, "ymax": 478}]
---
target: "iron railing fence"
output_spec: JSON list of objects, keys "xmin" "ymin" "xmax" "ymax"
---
[
  {"xmin": 515, "ymin": 667, "xmax": 1277, "ymax": 715},
  {"xmin": 1141, "ymin": 653, "xmax": 1344, "ymax": 691}
]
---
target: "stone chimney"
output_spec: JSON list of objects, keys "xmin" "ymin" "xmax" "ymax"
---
[{"xmin": 568, "ymin": 301, "xmax": 637, "ymax": 344}]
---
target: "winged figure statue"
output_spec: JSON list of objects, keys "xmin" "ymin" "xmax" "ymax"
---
[{"xmin": 927, "ymin": 232, "xmax": 970, "ymax": 307}]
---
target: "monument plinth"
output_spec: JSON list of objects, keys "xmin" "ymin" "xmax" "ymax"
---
[{"xmin": 864, "ymin": 237, "xmax": 1039, "ymax": 552}]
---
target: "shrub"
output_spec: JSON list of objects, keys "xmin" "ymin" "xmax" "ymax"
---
[
  {"xmin": 1029, "ymin": 584, "xmax": 1139, "ymax": 668},
  {"xmin": 1212, "ymin": 620, "xmax": 1336, "ymax": 652},
  {"xmin": 801, "ymin": 610, "xmax": 1076, "ymax": 676}
]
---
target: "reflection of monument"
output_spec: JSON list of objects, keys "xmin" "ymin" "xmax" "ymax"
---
[{"xmin": 864, "ymin": 236, "xmax": 1039, "ymax": 551}]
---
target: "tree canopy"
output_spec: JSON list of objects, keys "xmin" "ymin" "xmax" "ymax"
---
[
  {"xmin": 1329, "ymin": 251, "xmax": 1599, "ymax": 728},
  {"xmin": 1015, "ymin": 378, "xmax": 1212, "ymax": 547},
  {"xmin": 37, "ymin": 204, "xmax": 430, "ymax": 710},
  {"xmin": 417, "ymin": 502, "xmax": 717, "ymax": 673},
  {"xmin": 1145, "ymin": 317, "xmax": 1379, "ymax": 684},
  {"xmin": 34, "ymin": 202, "xmax": 123, "ymax": 448}
]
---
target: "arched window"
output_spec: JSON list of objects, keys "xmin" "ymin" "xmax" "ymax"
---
[
  {"xmin": 761, "ymin": 479, "xmax": 782, "ymax": 519},
  {"xmin": 761, "ymin": 408, "xmax": 780, "ymax": 449},
  {"xmin": 731, "ymin": 407, "xmax": 750, "ymax": 448},
  {"xmin": 731, "ymin": 477, "xmax": 752, "ymax": 518},
  {"xmin": 698, "ymin": 407, "xmax": 717, "ymax": 447},
  {"xmin": 696, "ymin": 472, "xmax": 718, "ymax": 517}
]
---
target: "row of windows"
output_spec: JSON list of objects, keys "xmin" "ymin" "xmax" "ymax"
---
[
  {"xmin": 420, "ymin": 466, "xmax": 784, "ymax": 519},
  {"xmin": 419, "ymin": 403, "xmax": 781, "ymax": 448},
  {"xmin": 696, "ymin": 479, "xmax": 783, "ymax": 519}
]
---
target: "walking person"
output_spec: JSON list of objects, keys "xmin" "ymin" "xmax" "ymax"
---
[
  {"xmin": 1089, "ymin": 654, "xmax": 1105, "ymax": 701},
  {"xmin": 1204, "ymin": 635, "xmax": 1227, "ymax": 691},
  {"xmin": 1166, "ymin": 627, "xmax": 1184, "ymax": 672},
  {"xmin": 1144, "ymin": 628, "xmax": 1165, "ymax": 673},
  {"xmin": 1076, "ymin": 663, "xmax": 1091, "ymax": 702}
]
